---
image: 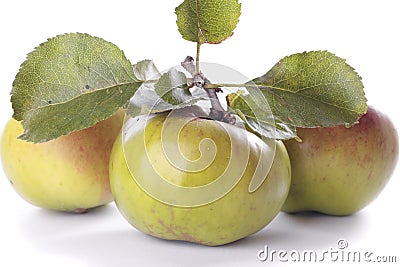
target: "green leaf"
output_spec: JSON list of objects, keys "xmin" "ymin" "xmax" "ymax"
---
[
  {"xmin": 128, "ymin": 67, "xmax": 207, "ymax": 119},
  {"xmin": 133, "ymin": 59, "xmax": 161, "ymax": 81},
  {"xmin": 11, "ymin": 33, "xmax": 141, "ymax": 142},
  {"xmin": 126, "ymin": 60, "xmax": 204, "ymax": 117},
  {"xmin": 20, "ymin": 84, "xmax": 135, "ymax": 143},
  {"xmin": 155, "ymin": 69, "xmax": 192, "ymax": 105},
  {"xmin": 227, "ymin": 92, "xmax": 297, "ymax": 140},
  {"xmin": 175, "ymin": 0, "xmax": 241, "ymax": 44},
  {"xmin": 247, "ymin": 51, "xmax": 367, "ymax": 128},
  {"xmin": 127, "ymin": 83, "xmax": 201, "ymax": 119},
  {"xmin": 127, "ymin": 85, "xmax": 169, "ymax": 118}
]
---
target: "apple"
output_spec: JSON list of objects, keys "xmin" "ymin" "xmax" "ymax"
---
[
  {"xmin": 109, "ymin": 108, "xmax": 291, "ymax": 246},
  {"xmin": 0, "ymin": 111, "xmax": 124, "ymax": 213},
  {"xmin": 282, "ymin": 106, "xmax": 398, "ymax": 215}
]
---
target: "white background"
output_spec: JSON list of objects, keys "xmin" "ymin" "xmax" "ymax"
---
[{"xmin": 0, "ymin": 0, "xmax": 399, "ymax": 266}]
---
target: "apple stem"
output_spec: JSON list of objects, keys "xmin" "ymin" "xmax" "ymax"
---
[
  {"xmin": 196, "ymin": 42, "xmax": 201, "ymax": 73},
  {"xmin": 181, "ymin": 56, "xmax": 236, "ymax": 124}
]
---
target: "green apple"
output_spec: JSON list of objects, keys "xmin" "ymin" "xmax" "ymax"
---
[
  {"xmin": 282, "ymin": 106, "xmax": 398, "ymax": 215},
  {"xmin": 109, "ymin": 109, "xmax": 291, "ymax": 246},
  {"xmin": 0, "ymin": 111, "xmax": 124, "ymax": 213}
]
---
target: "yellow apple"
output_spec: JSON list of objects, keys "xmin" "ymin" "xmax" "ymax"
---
[
  {"xmin": 109, "ymin": 109, "xmax": 291, "ymax": 246},
  {"xmin": 0, "ymin": 111, "xmax": 124, "ymax": 213}
]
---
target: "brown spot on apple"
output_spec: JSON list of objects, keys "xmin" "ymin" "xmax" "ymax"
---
[
  {"xmin": 367, "ymin": 171, "xmax": 373, "ymax": 181},
  {"xmin": 72, "ymin": 208, "xmax": 88, "ymax": 214}
]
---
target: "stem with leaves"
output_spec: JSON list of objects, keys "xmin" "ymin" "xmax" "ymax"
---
[{"xmin": 181, "ymin": 56, "xmax": 236, "ymax": 124}]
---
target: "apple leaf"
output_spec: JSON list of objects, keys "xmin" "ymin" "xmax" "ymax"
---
[
  {"xmin": 155, "ymin": 69, "xmax": 192, "ymax": 105},
  {"xmin": 227, "ymin": 92, "xmax": 297, "ymax": 140},
  {"xmin": 19, "ymin": 84, "xmax": 135, "ymax": 143},
  {"xmin": 128, "ymin": 67, "xmax": 206, "ymax": 118},
  {"xmin": 11, "ymin": 33, "xmax": 142, "ymax": 143},
  {"xmin": 247, "ymin": 51, "xmax": 367, "ymax": 128},
  {"xmin": 175, "ymin": 0, "xmax": 241, "ymax": 44},
  {"xmin": 127, "ymin": 83, "xmax": 202, "ymax": 118},
  {"xmin": 133, "ymin": 59, "xmax": 161, "ymax": 81},
  {"xmin": 127, "ymin": 85, "xmax": 168, "ymax": 118}
]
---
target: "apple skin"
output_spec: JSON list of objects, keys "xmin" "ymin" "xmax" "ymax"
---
[
  {"xmin": 0, "ymin": 111, "xmax": 124, "ymax": 213},
  {"xmin": 109, "ymin": 111, "xmax": 291, "ymax": 246},
  {"xmin": 282, "ymin": 106, "xmax": 398, "ymax": 215}
]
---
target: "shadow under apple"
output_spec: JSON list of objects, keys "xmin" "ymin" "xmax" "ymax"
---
[
  {"xmin": 15, "ymin": 205, "xmax": 369, "ymax": 266},
  {"xmin": 233, "ymin": 211, "xmax": 369, "ymax": 251}
]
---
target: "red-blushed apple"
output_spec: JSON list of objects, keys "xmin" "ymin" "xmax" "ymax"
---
[
  {"xmin": 0, "ymin": 111, "xmax": 124, "ymax": 213},
  {"xmin": 282, "ymin": 106, "xmax": 398, "ymax": 215}
]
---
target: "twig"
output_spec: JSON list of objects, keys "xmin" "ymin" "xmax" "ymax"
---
[{"xmin": 181, "ymin": 56, "xmax": 236, "ymax": 124}]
